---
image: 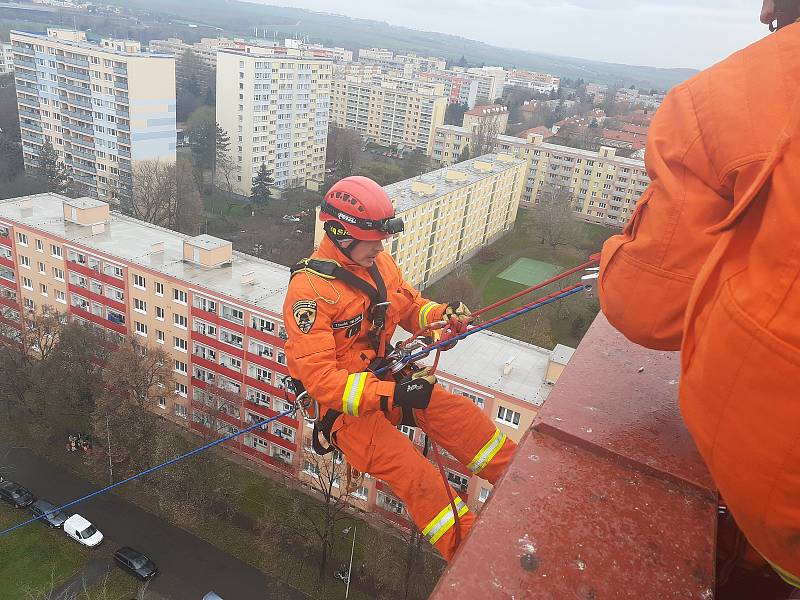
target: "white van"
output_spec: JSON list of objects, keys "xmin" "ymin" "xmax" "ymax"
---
[{"xmin": 63, "ymin": 514, "xmax": 104, "ymax": 547}]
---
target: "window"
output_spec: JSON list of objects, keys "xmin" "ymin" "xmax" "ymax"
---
[
  {"xmin": 251, "ymin": 315, "xmax": 274, "ymax": 332},
  {"xmin": 37, "ymin": 261, "xmax": 46, "ymax": 274},
  {"xmin": 132, "ymin": 274, "xmax": 146, "ymax": 289},
  {"xmin": 175, "ymin": 360, "xmax": 188, "ymax": 375},
  {"xmin": 194, "ymin": 296, "xmax": 216, "ymax": 313},
  {"xmin": 194, "ymin": 320, "xmax": 216, "ymax": 337},
  {"xmin": 155, "ymin": 306, "xmax": 164, "ymax": 320},
  {"xmin": 174, "ymin": 337, "xmax": 187, "ymax": 352},
  {"xmin": 39, "ymin": 283, "xmax": 48, "ymax": 296},
  {"xmin": 273, "ymin": 424, "xmax": 295, "ymax": 442},
  {"xmin": 221, "ymin": 304, "xmax": 244, "ymax": 324},
  {"xmin": 250, "ymin": 436, "xmax": 268, "ymax": 453},
  {"xmin": 22, "ymin": 276, "xmax": 33, "ymax": 290},
  {"xmin": 193, "ymin": 343, "xmax": 216, "ymax": 361},
  {"xmin": 174, "ymin": 313, "xmax": 188, "ymax": 329},
  {"xmin": 51, "ymin": 244, "xmax": 62, "ymax": 258},
  {"xmin": 19, "ymin": 255, "xmax": 30, "ymax": 269},
  {"xmin": 276, "ymin": 350, "xmax": 287, "ymax": 365},
  {"xmin": 247, "ymin": 388, "xmax": 270, "ymax": 406},
  {"xmin": 104, "ymin": 262, "xmax": 124, "ymax": 278},
  {"xmin": 173, "ymin": 289, "xmax": 187, "ymax": 304},
  {"xmin": 221, "ymin": 353, "xmax": 242, "ymax": 372},
  {"xmin": 399, "ymin": 425, "xmax": 415, "ymax": 441},
  {"xmin": 134, "ymin": 321, "xmax": 147, "ymax": 336},
  {"xmin": 496, "ymin": 406, "xmax": 521, "ymax": 427},
  {"xmin": 447, "ymin": 470, "xmax": 469, "ymax": 493},
  {"xmin": 158, "ymin": 396, "xmax": 166, "ymax": 409},
  {"xmin": 24, "ymin": 298, "xmax": 35, "ymax": 311},
  {"xmin": 353, "ymin": 486, "xmax": 369, "ymax": 500},
  {"xmin": 220, "ymin": 329, "xmax": 243, "ymax": 348},
  {"xmin": 52, "ymin": 267, "xmax": 64, "ymax": 281},
  {"xmin": 105, "ymin": 286, "xmax": 124, "ymax": 303},
  {"xmin": 457, "ymin": 389, "xmax": 485, "ymax": 409},
  {"xmin": 272, "ymin": 447, "xmax": 292, "ymax": 463},
  {"xmin": 55, "ymin": 289, "xmax": 66, "ymax": 304},
  {"xmin": 133, "ymin": 298, "xmax": 147, "ymax": 313},
  {"xmin": 479, "ymin": 487, "xmax": 490, "ymax": 502},
  {"xmin": 17, "ymin": 232, "xmax": 28, "ymax": 246},
  {"xmin": 156, "ymin": 329, "xmax": 165, "ymax": 344},
  {"xmin": 249, "ymin": 340, "xmax": 273, "ymax": 357},
  {"xmin": 248, "ymin": 364, "xmax": 272, "ymax": 382},
  {"xmin": 175, "ymin": 384, "xmax": 188, "ymax": 399},
  {"xmin": 193, "ymin": 366, "xmax": 215, "ymax": 383},
  {"xmin": 378, "ymin": 492, "xmax": 406, "ymax": 515},
  {"xmin": 154, "ymin": 281, "xmax": 164, "ymax": 296},
  {"xmin": 303, "ymin": 460, "xmax": 320, "ymax": 476}
]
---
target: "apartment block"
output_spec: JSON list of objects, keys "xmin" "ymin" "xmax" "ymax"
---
[
  {"xmin": 330, "ymin": 76, "xmax": 447, "ymax": 154},
  {"xmin": 417, "ymin": 70, "xmax": 479, "ymax": 107},
  {"xmin": 314, "ymin": 153, "xmax": 525, "ymax": 288},
  {"xmin": 466, "ymin": 66, "xmax": 507, "ymax": 102},
  {"xmin": 462, "ymin": 104, "xmax": 509, "ymax": 134},
  {"xmin": 431, "ymin": 127, "xmax": 649, "ymax": 226},
  {"xmin": 0, "ymin": 192, "xmax": 569, "ymax": 519},
  {"xmin": 505, "ymin": 69, "xmax": 560, "ymax": 94},
  {"xmin": 357, "ymin": 48, "xmax": 446, "ymax": 76},
  {"xmin": 10, "ymin": 29, "xmax": 176, "ymax": 207},
  {"xmin": 149, "ymin": 37, "xmax": 244, "ymax": 90},
  {"xmin": 0, "ymin": 42, "xmax": 14, "ymax": 74},
  {"xmin": 216, "ymin": 48, "xmax": 331, "ymax": 195}
]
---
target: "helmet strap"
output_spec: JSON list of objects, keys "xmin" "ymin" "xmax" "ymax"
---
[{"xmin": 324, "ymin": 221, "xmax": 358, "ymax": 259}]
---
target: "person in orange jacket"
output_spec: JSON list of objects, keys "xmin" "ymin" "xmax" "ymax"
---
[
  {"xmin": 283, "ymin": 176, "xmax": 516, "ymax": 561},
  {"xmin": 599, "ymin": 1, "xmax": 800, "ymax": 591}
]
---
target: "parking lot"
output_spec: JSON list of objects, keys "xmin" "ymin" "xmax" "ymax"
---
[{"xmin": 0, "ymin": 443, "xmax": 309, "ymax": 600}]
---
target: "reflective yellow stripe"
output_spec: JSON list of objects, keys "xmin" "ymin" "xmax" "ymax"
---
[
  {"xmin": 467, "ymin": 429, "xmax": 507, "ymax": 475},
  {"xmin": 419, "ymin": 302, "xmax": 438, "ymax": 330},
  {"xmin": 767, "ymin": 558, "xmax": 800, "ymax": 589},
  {"xmin": 342, "ymin": 372, "xmax": 367, "ymax": 416},
  {"xmin": 422, "ymin": 497, "xmax": 469, "ymax": 545}
]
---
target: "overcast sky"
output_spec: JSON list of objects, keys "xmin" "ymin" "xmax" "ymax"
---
[{"xmin": 249, "ymin": 0, "xmax": 769, "ymax": 70}]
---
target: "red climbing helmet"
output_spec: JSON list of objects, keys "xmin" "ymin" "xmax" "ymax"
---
[{"xmin": 320, "ymin": 176, "xmax": 404, "ymax": 241}]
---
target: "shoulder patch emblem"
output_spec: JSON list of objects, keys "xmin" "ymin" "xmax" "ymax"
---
[{"xmin": 292, "ymin": 300, "xmax": 317, "ymax": 334}]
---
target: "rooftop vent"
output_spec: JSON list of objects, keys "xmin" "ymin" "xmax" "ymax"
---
[
  {"xmin": 411, "ymin": 180, "xmax": 436, "ymax": 196},
  {"xmin": 445, "ymin": 169, "xmax": 468, "ymax": 183},
  {"xmin": 183, "ymin": 234, "xmax": 232, "ymax": 268},
  {"xmin": 90, "ymin": 222, "xmax": 105, "ymax": 236},
  {"xmin": 63, "ymin": 197, "xmax": 110, "ymax": 226},
  {"xmin": 151, "ymin": 241, "xmax": 165, "ymax": 254},
  {"xmin": 502, "ymin": 357, "xmax": 515, "ymax": 376},
  {"xmin": 241, "ymin": 271, "xmax": 256, "ymax": 285},
  {"xmin": 472, "ymin": 160, "xmax": 494, "ymax": 173}
]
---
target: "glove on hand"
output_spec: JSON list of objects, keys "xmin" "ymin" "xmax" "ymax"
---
[
  {"xmin": 392, "ymin": 368, "xmax": 437, "ymax": 410},
  {"xmin": 444, "ymin": 301, "xmax": 472, "ymax": 329}
]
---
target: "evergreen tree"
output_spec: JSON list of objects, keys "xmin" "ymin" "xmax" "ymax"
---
[
  {"xmin": 335, "ymin": 148, "xmax": 354, "ymax": 179},
  {"xmin": 36, "ymin": 140, "xmax": 68, "ymax": 193},
  {"xmin": 250, "ymin": 164, "xmax": 273, "ymax": 205},
  {"xmin": 457, "ymin": 145, "xmax": 471, "ymax": 164},
  {"xmin": 213, "ymin": 124, "xmax": 230, "ymax": 187}
]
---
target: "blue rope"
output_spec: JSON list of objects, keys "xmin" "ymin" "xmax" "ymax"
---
[
  {"xmin": 373, "ymin": 285, "xmax": 584, "ymax": 377},
  {"xmin": 0, "ymin": 284, "xmax": 585, "ymax": 537},
  {"xmin": 0, "ymin": 409, "xmax": 293, "ymax": 537}
]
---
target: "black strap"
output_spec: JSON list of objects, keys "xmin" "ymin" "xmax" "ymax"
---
[{"xmin": 312, "ymin": 409, "xmax": 341, "ymax": 455}]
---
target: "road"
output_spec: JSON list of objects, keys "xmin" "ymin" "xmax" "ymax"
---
[{"xmin": 0, "ymin": 443, "xmax": 309, "ymax": 600}]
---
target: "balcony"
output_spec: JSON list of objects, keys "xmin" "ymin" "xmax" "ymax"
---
[
  {"xmin": 431, "ymin": 314, "xmax": 719, "ymax": 599},
  {"xmin": 57, "ymin": 68, "xmax": 90, "ymax": 82},
  {"xmin": 61, "ymin": 82, "xmax": 91, "ymax": 96},
  {"xmin": 61, "ymin": 55, "xmax": 89, "ymax": 68},
  {"xmin": 64, "ymin": 121, "xmax": 95, "ymax": 136}
]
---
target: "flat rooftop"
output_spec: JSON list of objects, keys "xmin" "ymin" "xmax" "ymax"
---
[
  {"xmin": 386, "ymin": 153, "xmax": 526, "ymax": 213},
  {"xmin": 0, "ymin": 194, "xmax": 289, "ymax": 315},
  {"xmin": 11, "ymin": 30, "xmax": 174, "ymax": 59}
]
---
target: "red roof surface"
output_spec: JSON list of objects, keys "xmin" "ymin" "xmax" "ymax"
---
[
  {"xmin": 465, "ymin": 104, "xmax": 508, "ymax": 116},
  {"xmin": 516, "ymin": 126, "xmax": 553, "ymax": 140}
]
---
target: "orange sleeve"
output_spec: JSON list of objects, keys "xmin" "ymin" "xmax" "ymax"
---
[
  {"xmin": 283, "ymin": 278, "xmax": 395, "ymax": 416},
  {"xmin": 599, "ymin": 82, "xmax": 731, "ymax": 351},
  {"xmin": 387, "ymin": 257, "xmax": 446, "ymax": 334}
]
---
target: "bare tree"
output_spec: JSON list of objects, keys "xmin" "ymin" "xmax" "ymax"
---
[
  {"xmin": 469, "ymin": 113, "xmax": 502, "ymax": 158},
  {"xmin": 131, "ymin": 159, "xmax": 177, "ymax": 228},
  {"xmin": 299, "ymin": 445, "xmax": 357, "ymax": 581},
  {"xmin": 326, "ymin": 126, "xmax": 361, "ymax": 173},
  {"xmin": 175, "ymin": 154, "xmax": 204, "ymax": 235},
  {"xmin": 536, "ymin": 185, "xmax": 578, "ymax": 250}
]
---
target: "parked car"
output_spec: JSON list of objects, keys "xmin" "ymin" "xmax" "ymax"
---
[
  {"xmin": 113, "ymin": 546, "xmax": 158, "ymax": 580},
  {"xmin": 29, "ymin": 499, "xmax": 68, "ymax": 528},
  {"xmin": 63, "ymin": 514, "xmax": 103, "ymax": 547},
  {"xmin": 0, "ymin": 479, "xmax": 35, "ymax": 508},
  {"xmin": 282, "ymin": 215, "xmax": 301, "ymax": 223}
]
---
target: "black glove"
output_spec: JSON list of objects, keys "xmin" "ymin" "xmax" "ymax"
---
[{"xmin": 392, "ymin": 368, "xmax": 437, "ymax": 410}]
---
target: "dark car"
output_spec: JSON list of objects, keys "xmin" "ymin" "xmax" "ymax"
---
[
  {"xmin": 0, "ymin": 479, "xmax": 35, "ymax": 508},
  {"xmin": 29, "ymin": 499, "xmax": 68, "ymax": 528},
  {"xmin": 113, "ymin": 546, "xmax": 158, "ymax": 580}
]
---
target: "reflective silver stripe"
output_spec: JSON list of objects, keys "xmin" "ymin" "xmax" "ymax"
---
[
  {"xmin": 467, "ymin": 429, "xmax": 507, "ymax": 474},
  {"xmin": 422, "ymin": 497, "xmax": 469, "ymax": 545},
  {"xmin": 342, "ymin": 372, "xmax": 367, "ymax": 416},
  {"xmin": 419, "ymin": 302, "xmax": 438, "ymax": 330}
]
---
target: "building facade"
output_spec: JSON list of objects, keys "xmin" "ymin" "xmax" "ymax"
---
[
  {"xmin": 0, "ymin": 42, "xmax": 14, "ymax": 74},
  {"xmin": 330, "ymin": 76, "xmax": 447, "ymax": 154},
  {"xmin": 417, "ymin": 70, "xmax": 479, "ymax": 107},
  {"xmin": 505, "ymin": 69, "xmax": 560, "ymax": 94},
  {"xmin": 314, "ymin": 153, "xmax": 526, "ymax": 288},
  {"xmin": 216, "ymin": 48, "xmax": 331, "ymax": 195},
  {"xmin": 10, "ymin": 29, "xmax": 176, "ymax": 207},
  {"xmin": 431, "ymin": 127, "xmax": 649, "ymax": 226},
  {"xmin": 0, "ymin": 192, "xmax": 569, "ymax": 521}
]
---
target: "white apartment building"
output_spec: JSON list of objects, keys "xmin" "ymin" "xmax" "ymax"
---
[
  {"xmin": 0, "ymin": 43, "xmax": 14, "ymax": 74},
  {"xmin": 11, "ymin": 29, "xmax": 176, "ymax": 207},
  {"xmin": 505, "ymin": 70, "xmax": 560, "ymax": 94},
  {"xmin": 216, "ymin": 48, "xmax": 332, "ymax": 195},
  {"xmin": 330, "ymin": 76, "xmax": 447, "ymax": 154},
  {"xmin": 357, "ymin": 48, "xmax": 447, "ymax": 76},
  {"xmin": 467, "ymin": 66, "xmax": 507, "ymax": 101}
]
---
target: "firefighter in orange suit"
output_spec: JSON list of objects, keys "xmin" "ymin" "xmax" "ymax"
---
[
  {"xmin": 283, "ymin": 176, "xmax": 516, "ymax": 560},
  {"xmin": 599, "ymin": 1, "xmax": 800, "ymax": 590}
]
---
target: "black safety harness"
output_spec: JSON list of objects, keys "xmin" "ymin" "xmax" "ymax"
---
[{"xmin": 289, "ymin": 257, "xmax": 394, "ymax": 455}]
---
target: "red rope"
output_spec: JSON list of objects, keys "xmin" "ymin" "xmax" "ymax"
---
[{"xmin": 429, "ymin": 440, "xmax": 462, "ymax": 548}]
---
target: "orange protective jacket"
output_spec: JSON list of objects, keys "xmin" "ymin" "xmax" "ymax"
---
[
  {"xmin": 599, "ymin": 25, "xmax": 800, "ymax": 579},
  {"xmin": 283, "ymin": 236, "xmax": 446, "ymax": 417}
]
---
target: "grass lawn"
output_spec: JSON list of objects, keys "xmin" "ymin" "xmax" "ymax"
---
[
  {"xmin": 83, "ymin": 569, "xmax": 140, "ymax": 600},
  {"xmin": 0, "ymin": 504, "xmax": 89, "ymax": 599}
]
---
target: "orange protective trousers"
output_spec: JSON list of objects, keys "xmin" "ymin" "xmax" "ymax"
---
[{"xmin": 332, "ymin": 387, "xmax": 517, "ymax": 561}]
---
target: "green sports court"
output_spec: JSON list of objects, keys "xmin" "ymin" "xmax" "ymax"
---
[{"xmin": 496, "ymin": 258, "xmax": 562, "ymax": 286}]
